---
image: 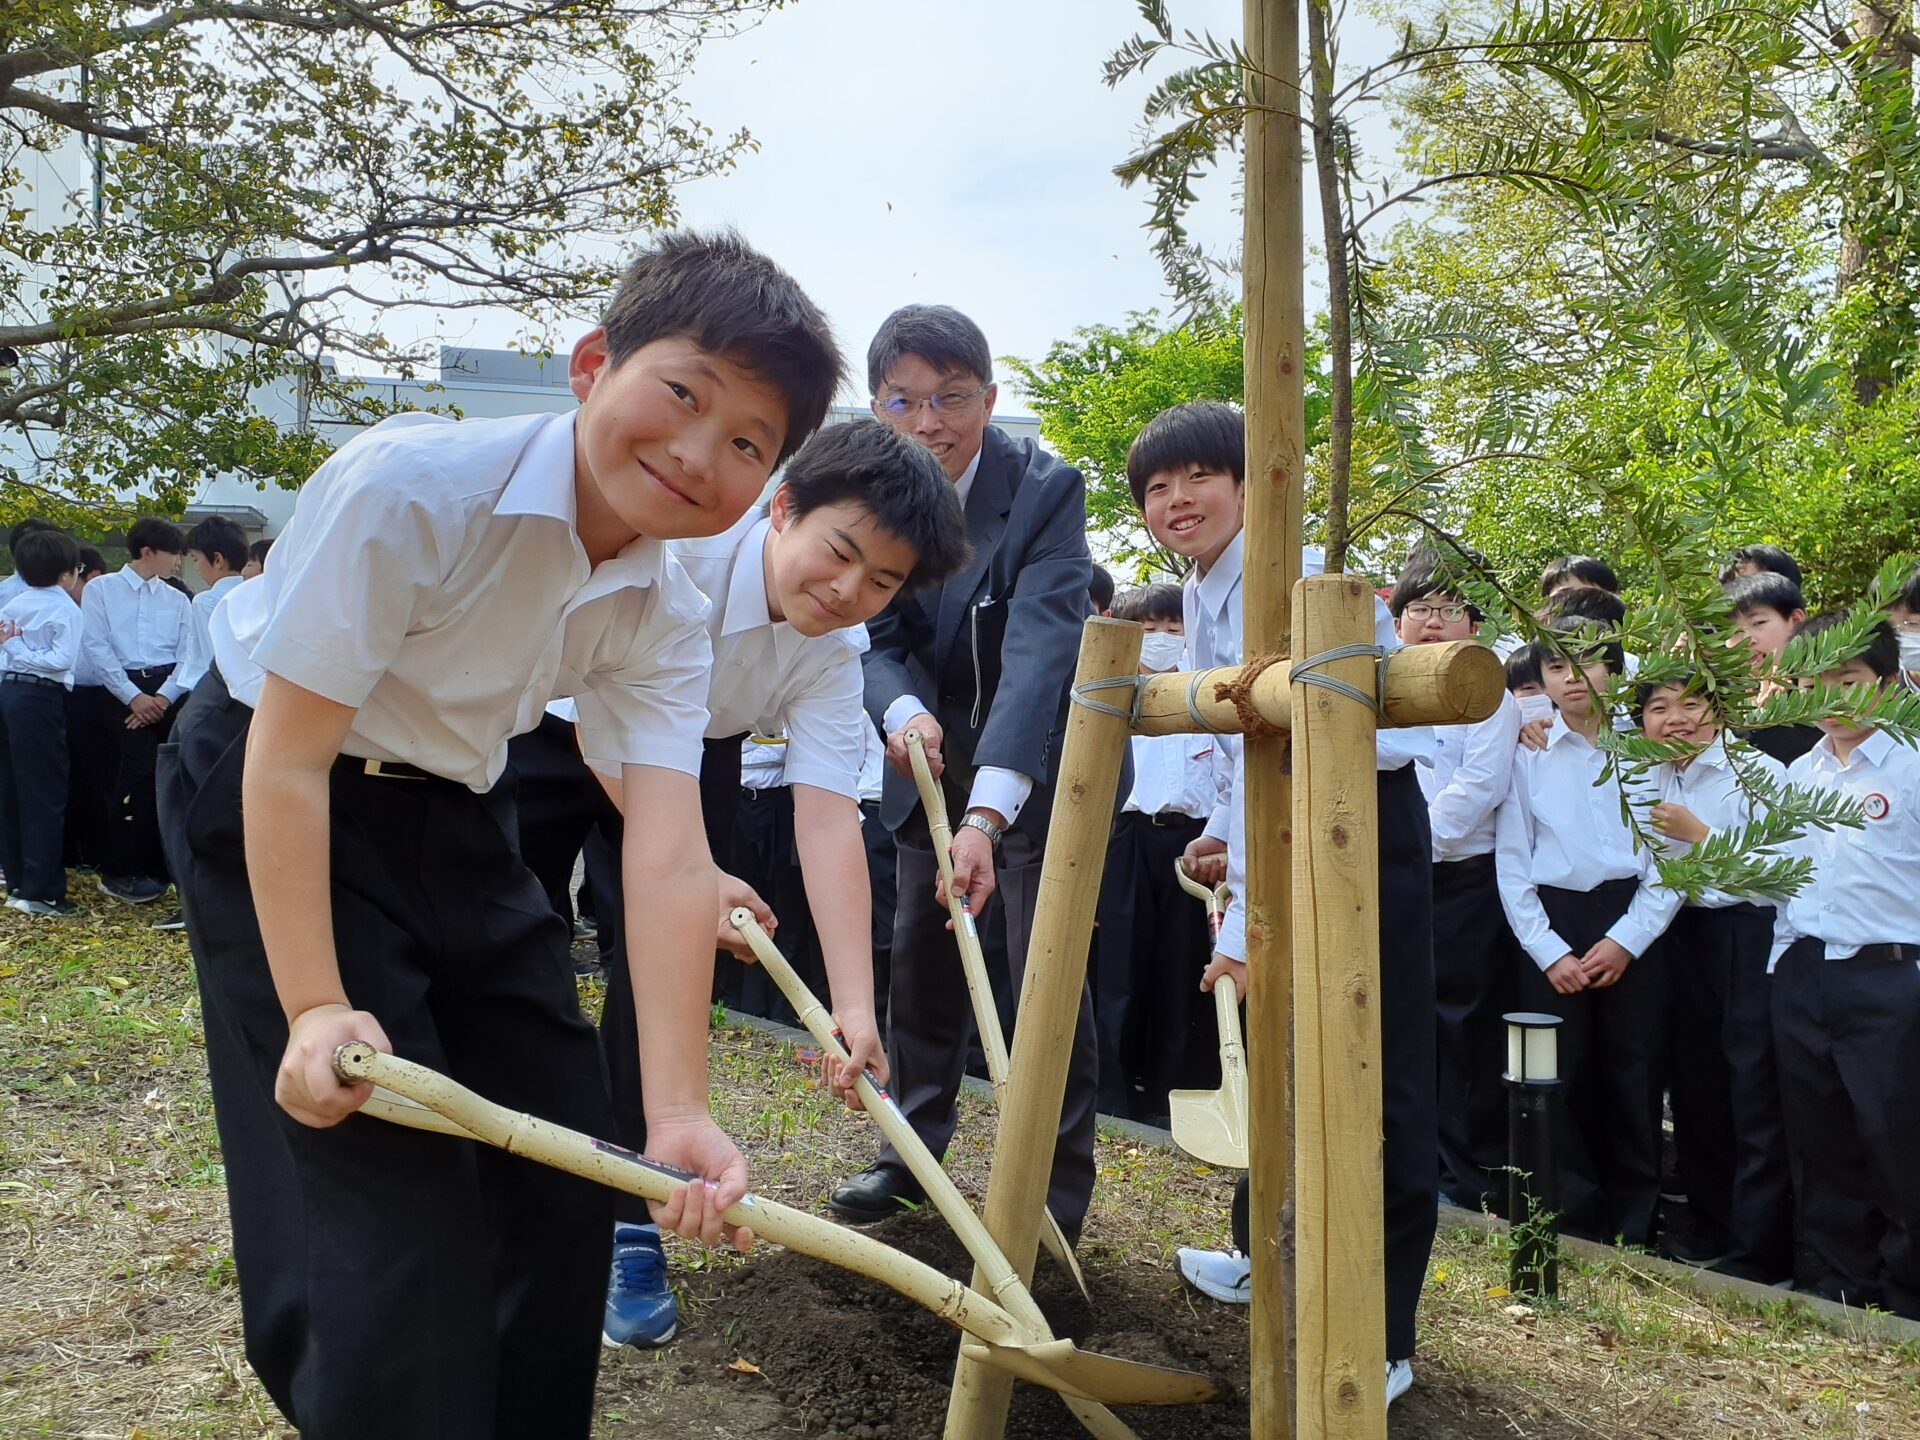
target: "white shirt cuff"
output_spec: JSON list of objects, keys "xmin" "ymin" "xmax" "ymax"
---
[
  {"xmin": 883, "ymin": 694, "xmax": 931, "ymax": 736},
  {"xmin": 968, "ymin": 767, "xmax": 1033, "ymax": 826}
]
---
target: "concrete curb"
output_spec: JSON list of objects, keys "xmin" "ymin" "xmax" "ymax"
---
[{"xmin": 719, "ymin": 1008, "xmax": 1920, "ymax": 1347}]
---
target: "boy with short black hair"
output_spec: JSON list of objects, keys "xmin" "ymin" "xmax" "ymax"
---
[
  {"xmin": 1725, "ymin": 571, "xmax": 1820, "ymax": 764},
  {"xmin": 1135, "ymin": 400, "xmax": 1433, "ymax": 1408},
  {"xmin": 1880, "ymin": 563, "xmax": 1920, "ymax": 695},
  {"xmin": 1092, "ymin": 582, "xmax": 1220, "ymax": 1123},
  {"xmin": 159, "ymin": 230, "xmax": 843, "ymax": 1438},
  {"xmin": 1719, "ymin": 543, "xmax": 1802, "ymax": 589},
  {"xmin": 1768, "ymin": 612, "xmax": 1920, "ymax": 1317},
  {"xmin": 1495, "ymin": 617, "xmax": 1679, "ymax": 1247},
  {"xmin": 81, "ymin": 516, "xmax": 192, "ymax": 904},
  {"xmin": 243, "ymin": 537, "xmax": 272, "ymax": 579},
  {"xmin": 1392, "ymin": 545, "xmax": 1524, "ymax": 1210},
  {"xmin": 1639, "ymin": 678, "xmax": 1793, "ymax": 1280},
  {"xmin": 1504, "ymin": 644, "xmax": 1550, "ymax": 704},
  {"xmin": 0, "ymin": 528, "xmax": 83, "ymax": 916},
  {"xmin": 0, "ymin": 517, "xmax": 60, "ymax": 607},
  {"xmin": 1540, "ymin": 553, "xmax": 1620, "ymax": 600}
]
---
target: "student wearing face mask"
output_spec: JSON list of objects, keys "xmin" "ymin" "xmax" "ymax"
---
[
  {"xmin": 1883, "ymin": 566, "xmax": 1920, "ymax": 696},
  {"xmin": 1391, "ymin": 547, "xmax": 1525, "ymax": 1212},
  {"xmin": 1090, "ymin": 583, "xmax": 1225, "ymax": 1124}
]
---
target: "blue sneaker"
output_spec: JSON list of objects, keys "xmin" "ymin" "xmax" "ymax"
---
[{"xmin": 602, "ymin": 1223, "xmax": 677, "ymax": 1349}]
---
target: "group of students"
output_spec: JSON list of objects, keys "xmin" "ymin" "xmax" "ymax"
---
[
  {"xmin": 0, "ymin": 516, "xmax": 267, "ymax": 920},
  {"xmin": 21, "ymin": 224, "xmax": 1914, "ymax": 1440}
]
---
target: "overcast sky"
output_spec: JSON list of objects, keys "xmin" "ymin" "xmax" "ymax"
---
[{"xmin": 443, "ymin": 0, "xmax": 1399, "ymax": 408}]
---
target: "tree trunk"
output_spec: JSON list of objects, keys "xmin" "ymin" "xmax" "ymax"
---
[{"xmin": 1839, "ymin": 2, "xmax": 1915, "ymax": 405}]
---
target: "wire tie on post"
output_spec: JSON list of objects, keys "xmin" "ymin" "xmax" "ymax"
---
[
  {"xmin": 1291, "ymin": 642, "xmax": 1386, "ymax": 714},
  {"xmin": 1069, "ymin": 673, "xmax": 1144, "ymax": 725}
]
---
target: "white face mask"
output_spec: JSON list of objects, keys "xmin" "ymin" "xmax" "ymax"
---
[
  {"xmin": 1139, "ymin": 630, "xmax": 1187, "ymax": 673},
  {"xmin": 1900, "ymin": 632, "xmax": 1920, "ymax": 674},
  {"xmin": 1515, "ymin": 693, "xmax": 1556, "ymax": 726}
]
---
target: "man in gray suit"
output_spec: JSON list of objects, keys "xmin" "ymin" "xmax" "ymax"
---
[{"xmin": 827, "ymin": 305, "xmax": 1102, "ymax": 1237}]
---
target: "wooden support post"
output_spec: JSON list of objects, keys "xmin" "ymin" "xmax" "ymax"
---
[
  {"xmin": 1291, "ymin": 574, "xmax": 1386, "ymax": 1439},
  {"xmin": 944, "ymin": 617, "xmax": 1143, "ymax": 1440},
  {"xmin": 1243, "ymin": 0, "xmax": 1306, "ymax": 1434}
]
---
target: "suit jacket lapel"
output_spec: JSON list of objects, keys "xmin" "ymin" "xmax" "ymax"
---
[{"xmin": 935, "ymin": 430, "xmax": 1015, "ymax": 679}]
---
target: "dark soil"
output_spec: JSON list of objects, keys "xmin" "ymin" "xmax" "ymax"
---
[{"xmin": 667, "ymin": 1210, "xmax": 1592, "ymax": 1440}]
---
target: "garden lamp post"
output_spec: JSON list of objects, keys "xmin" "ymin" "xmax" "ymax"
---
[{"xmin": 1504, "ymin": 1011, "xmax": 1563, "ymax": 1298}]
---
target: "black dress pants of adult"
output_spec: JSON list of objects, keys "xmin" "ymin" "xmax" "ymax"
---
[
  {"xmin": 0, "ymin": 677, "xmax": 70, "ymax": 902},
  {"xmin": 1378, "ymin": 765, "xmax": 1439, "ymax": 1363},
  {"xmin": 1719, "ymin": 905, "xmax": 1795, "ymax": 1281},
  {"xmin": 96, "ymin": 666, "xmax": 176, "ymax": 883},
  {"xmin": 1517, "ymin": 882, "xmax": 1669, "ymax": 1248},
  {"xmin": 1772, "ymin": 938, "xmax": 1920, "ymax": 1317},
  {"xmin": 1432, "ymin": 852, "xmax": 1516, "ymax": 1211},
  {"xmin": 879, "ymin": 784, "xmax": 1100, "ymax": 1232},
  {"xmin": 158, "ymin": 674, "xmax": 615, "ymax": 1440},
  {"xmin": 1092, "ymin": 809, "xmax": 1215, "ymax": 1124},
  {"xmin": 862, "ymin": 797, "xmax": 896, "ymax": 1026}
]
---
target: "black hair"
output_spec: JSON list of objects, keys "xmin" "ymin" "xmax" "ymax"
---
[
  {"xmin": 1717, "ymin": 543, "xmax": 1802, "ymax": 588},
  {"xmin": 1539, "ymin": 553, "xmax": 1619, "ymax": 597},
  {"xmin": 164, "ymin": 575, "xmax": 193, "ymax": 597},
  {"xmin": 865, "ymin": 304, "xmax": 993, "ymax": 395},
  {"xmin": 1090, "ymin": 564, "xmax": 1115, "ymax": 615},
  {"xmin": 1633, "ymin": 671, "xmax": 1703, "ymax": 722},
  {"xmin": 1891, "ymin": 564, "xmax": 1920, "ymax": 614},
  {"xmin": 1124, "ymin": 400, "xmax": 1246, "ymax": 510},
  {"xmin": 7, "ymin": 517, "xmax": 58, "ymax": 560},
  {"xmin": 1111, "ymin": 583, "xmax": 1185, "ymax": 625},
  {"xmin": 126, "ymin": 516, "xmax": 186, "ymax": 558},
  {"xmin": 1389, "ymin": 542, "xmax": 1488, "ymax": 622},
  {"xmin": 1794, "ymin": 610, "xmax": 1900, "ymax": 681},
  {"xmin": 186, "ymin": 515, "xmax": 250, "ymax": 573},
  {"xmin": 1723, "ymin": 570, "xmax": 1805, "ymax": 622},
  {"xmin": 12, "ymin": 528, "xmax": 79, "ymax": 588},
  {"xmin": 1539, "ymin": 583, "xmax": 1626, "ymax": 628},
  {"xmin": 774, "ymin": 418, "xmax": 971, "ymax": 592},
  {"xmin": 1504, "ymin": 644, "xmax": 1544, "ymax": 692},
  {"xmin": 76, "ymin": 545, "xmax": 106, "ymax": 581},
  {"xmin": 600, "ymin": 229, "xmax": 844, "ymax": 469},
  {"xmin": 1543, "ymin": 613, "xmax": 1626, "ymax": 675},
  {"xmin": 249, "ymin": 538, "xmax": 273, "ymax": 566}
]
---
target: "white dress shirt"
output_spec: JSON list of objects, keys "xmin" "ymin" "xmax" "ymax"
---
[
  {"xmin": 741, "ymin": 734, "xmax": 789, "ymax": 791},
  {"xmin": 80, "ymin": 565, "xmax": 195, "ymax": 704},
  {"xmin": 670, "ymin": 511, "xmax": 871, "ymax": 801},
  {"xmin": 879, "ymin": 446, "xmax": 1035, "ymax": 825},
  {"xmin": 1124, "ymin": 731, "xmax": 1224, "ymax": 819},
  {"xmin": 0, "ymin": 584, "xmax": 84, "ymax": 687},
  {"xmin": 1653, "ymin": 738, "xmax": 1785, "ymax": 909},
  {"xmin": 1770, "ymin": 728, "xmax": 1920, "ymax": 964},
  {"xmin": 0, "ymin": 573, "xmax": 25, "ymax": 608},
  {"xmin": 1420, "ymin": 686, "xmax": 1521, "ymax": 861},
  {"xmin": 212, "ymin": 411, "xmax": 714, "ymax": 792},
  {"xmin": 175, "ymin": 573, "xmax": 246, "ymax": 693},
  {"xmin": 1495, "ymin": 717, "xmax": 1680, "ymax": 969}
]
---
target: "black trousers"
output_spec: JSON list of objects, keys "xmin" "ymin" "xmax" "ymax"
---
[
  {"xmin": 93, "ymin": 667, "xmax": 176, "ymax": 882},
  {"xmin": 729, "ymin": 784, "xmax": 827, "ymax": 1026},
  {"xmin": 1432, "ymin": 852, "xmax": 1516, "ymax": 1209},
  {"xmin": 159, "ymin": 675, "xmax": 615, "ymax": 1440},
  {"xmin": 65, "ymin": 685, "xmax": 111, "ymax": 868},
  {"xmin": 1092, "ymin": 810, "xmax": 1216, "ymax": 1123},
  {"xmin": 1665, "ymin": 902, "xmax": 1778, "ymax": 1253},
  {"xmin": 0, "ymin": 679, "xmax": 71, "ymax": 902},
  {"xmin": 878, "ymin": 782, "xmax": 1100, "ymax": 1231},
  {"xmin": 1720, "ymin": 906, "xmax": 1795, "ymax": 1280},
  {"xmin": 1517, "ymin": 881, "xmax": 1669, "ymax": 1247},
  {"xmin": 862, "ymin": 798, "xmax": 896, "ymax": 1026},
  {"xmin": 509, "ymin": 712, "xmax": 606, "ymax": 926},
  {"xmin": 1772, "ymin": 939, "xmax": 1920, "ymax": 1317},
  {"xmin": 1227, "ymin": 769, "xmax": 1433, "ymax": 1361}
]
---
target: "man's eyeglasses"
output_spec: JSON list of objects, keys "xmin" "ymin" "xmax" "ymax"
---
[
  {"xmin": 1403, "ymin": 602, "xmax": 1470, "ymax": 623},
  {"xmin": 876, "ymin": 382, "xmax": 991, "ymax": 420}
]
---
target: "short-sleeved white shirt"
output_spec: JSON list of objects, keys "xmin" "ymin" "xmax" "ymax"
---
[
  {"xmin": 211, "ymin": 411, "xmax": 713, "ymax": 792},
  {"xmin": 669, "ymin": 510, "xmax": 870, "ymax": 801}
]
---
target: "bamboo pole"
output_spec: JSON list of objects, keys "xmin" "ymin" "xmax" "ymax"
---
[
  {"xmin": 943, "ymin": 617, "xmax": 1143, "ymax": 1440},
  {"xmin": 1290, "ymin": 575, "xmax": 1386, "ymax": 1439},
  {"xmin": 1243, "ymin": 0, "xmax": 1307, "ymax": 1432},
  {"xmin": 1130, "ymin": 641, "xmax": 1502, "ymax": 738}
]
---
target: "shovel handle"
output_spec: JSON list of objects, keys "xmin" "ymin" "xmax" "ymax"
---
[{"xmin": 1173, "ymin": 858, "xmax": 1228, "ymax": 938}]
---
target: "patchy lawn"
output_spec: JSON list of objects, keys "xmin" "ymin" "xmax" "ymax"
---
[{"xmin": 1, "ymin": 893, "xmax": 1915, "ymax": 1438}]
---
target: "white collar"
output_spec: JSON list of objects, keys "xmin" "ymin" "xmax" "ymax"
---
[
  {"xmin": 1812, "ymin": 726, "xmax": 1895, "ymax": 772},
  {"xmin": 952, "ymin": 447, "xmax": 984, "ymax": 509},
  {"xmin": 118, "ymin": 564, "xmax": 165, "ymax": 591},
  {"xmin": 721, "ymin": 517, "xmax": 777, "ymax": 639},
  {"xmin": 1192, "ymin": 529, "xmax": 1245, "ymax": 621},
  {"xmin": 494, "ymin": 412, "xmax": 577, "ymax": 524}
]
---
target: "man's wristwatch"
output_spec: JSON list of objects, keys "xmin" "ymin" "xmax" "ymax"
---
[{"xmin": 958, "ymin": 812, "xmax": 1005, "ymax": 849}]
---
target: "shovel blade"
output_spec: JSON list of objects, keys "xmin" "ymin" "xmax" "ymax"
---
[
  {"xmin": 1040, "ymin": 1209, "xmax": 1092, "ymax": 1300},
  {"xmin": 961, "ymin": 1338, "xmax": 1218, "ymax": 1407},
  {"xmin": 1168, "ymin": 1088, "xmax": 1248, "ymax": 1169}
]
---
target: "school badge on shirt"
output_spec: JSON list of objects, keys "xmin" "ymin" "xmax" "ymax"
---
[{"xmin": 1863, "ymin": 792, "xmax": 1891, "ymax": 821}]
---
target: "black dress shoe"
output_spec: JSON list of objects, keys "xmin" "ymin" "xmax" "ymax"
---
[
  {"xmin": 826, "ymin": 1162, "xmax": 925, "ymax": 1223},
  {"xmin": 1659, "ymin": 1232, "xmax": 1731, "ymax": 1267}
]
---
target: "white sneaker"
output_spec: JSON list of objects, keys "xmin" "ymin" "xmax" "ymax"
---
[
  {"xmin": 1175, "ymin": 1246, "xmax": 1251, "ymax": 1304},
  {"xmin": 1386, "ymin": 1359, "xmax": 1413, "ymax": 1408}
]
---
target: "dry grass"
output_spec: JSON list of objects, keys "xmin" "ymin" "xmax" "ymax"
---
[{"xmin": 1, "ymin": 892, "xmax": 1915, "ymax": 1439}]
